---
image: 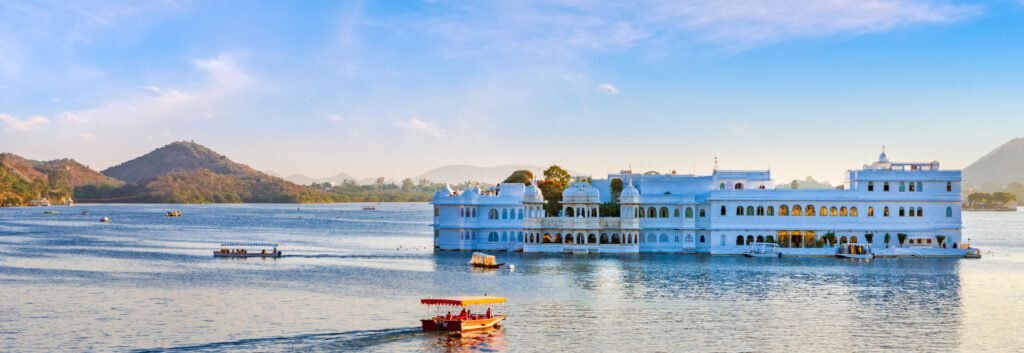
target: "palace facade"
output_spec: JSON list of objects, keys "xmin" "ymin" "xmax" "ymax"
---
[{"xmin": 432, "ymin": 151, "xmax": 965, "ymax": 256}]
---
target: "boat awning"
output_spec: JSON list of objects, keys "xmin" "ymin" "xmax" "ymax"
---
[
  {"xmin": 219, "ymin": 243, "xmax": 279, "ymax": 247},
  {"xmin": 420, "ymin": 296, "xmax": 507, "ymax": 306}
]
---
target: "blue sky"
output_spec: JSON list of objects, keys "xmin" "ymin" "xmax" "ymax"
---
[{"xmin": 1, "ymin": 0, "xmax": 1023, "ymax": 183}]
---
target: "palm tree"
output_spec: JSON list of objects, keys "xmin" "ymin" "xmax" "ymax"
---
[{"xmin": 897, "ymin": 233, "xmax": 908, "ymax": 248}]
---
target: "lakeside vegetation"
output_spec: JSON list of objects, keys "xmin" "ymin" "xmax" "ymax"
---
[{"xmin": 964, "ymin": 192, "xmax": 1018, "ymax": 211}]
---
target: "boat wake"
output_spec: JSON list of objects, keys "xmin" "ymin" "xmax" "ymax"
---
[{"xmin": 132, "ymin": 327, "xmax": 423, "ymax": 352}]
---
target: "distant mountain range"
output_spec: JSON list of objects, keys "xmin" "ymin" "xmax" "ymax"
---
[
  {"xmin": 414, "ymin": 164, "xmax": 548, "ymax": 184},
  {"xmin": 964, "ymin": 138, "xmax": 1024, "ymax": 190}
]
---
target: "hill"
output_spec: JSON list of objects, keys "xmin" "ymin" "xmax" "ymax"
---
[
  {"xmin": 0, "ymin": 153, "xmax": 123, "ymax": 205},
  {"xmin": 775, "ymin": 176, "xmax": 835, "ymax": 190},
  {"xmin": 964, "ymin": 138, "xmax": 1024, "ymax": 190},
  {"xmin": 90, "ymin": 141, "xmax": 330, "ymax": 203},
  {"xmin": 415, "ymin": 164, "xmax": 547, "ymax": 184}
]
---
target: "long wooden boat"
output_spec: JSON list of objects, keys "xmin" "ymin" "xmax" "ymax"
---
[
  {"xmin": 213, "ymin": 242, "xmax": 282, "ymax": 258},
  {"xmin": 468, "ymin": 252, "xmax": 505, "ymax": 268},
  {"xmin": 420, "ymin": 296, "xmax": 507, "ymax": 332}
]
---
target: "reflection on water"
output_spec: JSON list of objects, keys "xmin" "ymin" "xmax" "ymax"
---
[{"xmin": 0, "ymin": 204, "xmax": 1022, "ymax": 352}]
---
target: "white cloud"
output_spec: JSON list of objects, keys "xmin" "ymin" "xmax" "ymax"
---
[
  {"xmin": 596, "ymin": 83, "xmax": 619, "ymax": 95},
  {"xmin": 397, "ymin": 118, "xmax": 446, "ymax": 138},
  {"xmin": 0, "ymin": 114, "xmax": 50, "ymax": 132},
  {"xmin": 143, "ymin": 85, "xmax": 163, "ymax": 93}
]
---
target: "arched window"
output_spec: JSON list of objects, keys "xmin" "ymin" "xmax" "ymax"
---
[
  {"xmin": 700, "ymin": 209, "xmax": 706, "ymax": 217},
  {"xmin": 868, "ymin": 206, "xmax": 874, "ymax": 217},
  {"xmin": 592, "ymin": 208, "xmax": 599, "ymax": 218},
  {"xmin": 719, "ymin": 182, "xmax": 726, "ymax": 190},
  {"xmin": 611, "ymin": 233, "xmax": 620, "ymax": 244},
  {"xmin": 648, "ymin": 234, "xmax": 657, "ymax": 243},
  {"xmin": 720, "ymin": 235, "xmax": 726, "ymax": 246},
  {"xmin": 460, "ymin": 208, "xmax": 465, "ymax": 217},
  {"xmin": 517, "ymin": 209, "xmax": 523, "ymax": 219},
  {"xmin": 659, "ymin": 234, "xmax": 669, "ymax": 242},
  {"xmin": 518, "ymin": 232, "xmax": 524, "ymax": 242},
  {"xmin": 736, "ymin": 235, "xmax": 744, "ymax": 246},
  {"xmin": 588, "ymin": 234, "xmax": 597, "ymax": 244},
  {"xmin": 806, "ymin": 205, "xmax": 815, "ymax": 216},
  {"xmin": 577, "ymin": 234, "xmax": 584, "ymax": 244},
  {"xmin": 820, "ymin": 206, "xmax": 827, "ymax": 217},
  {"xmin": 637, "ymin": 208, "xmax": 644, "ymax": 218},
  {"xmin": 648, "ymin": 207, "xmax": 657, "ymax": 218},
  {"xmin": 840, "ymin": 236, "xmax": 848, "ymax": 244},
  {"xmin": 720, "ymin": 206, "xmax": 727, "ymax": 216},
  {"xmin": 899, "ymin": 207, "xmax": 905, "ymax": 217},
  {"xmin": 685, "ymin": 207, "xmax": 694, "ymax": 218},
  {"xmin": 850, "ymin": 207, "xmax": 858, "ymax": 217},
  {"xmin": 674, "ymin": 209, "xmax": 681, "ymax": 217},
  {"xmin": 767, "ymin": 206, "xmax": 775, "ymax": 216},
  {"xmin": 917, "ymin": 207, "xmax": 923, "ymax": 217},
  {"xmin": 884, "ymin": 207, "xmax": 890, "ymax": 217},
  {"xmin": 780, "ymin": 205, "xmax": 789, "ymax": 216},
  {"xmin": 909, "ymin": 182, "xmax": 916, "ymax": 192},
  {"xmin": 747, "ymin": 206, "xmax": 755, "ymax": 216},
  {"xmin": 685, "ymin": 234, "xmax": 693, "ymax": 243},
  {"xmin": 489, "ymin": 209, "xmax": 499, "ymax": 219},
  {"xmin": 946, "ymin": 182, "xmax": 952, "ymax": 192},
  {"xmin": 756, "ymin": 235, "xmax": 764, "ymax": 242},
  {"xmin": 830, "ymin": 207, "xmax": 838, "ymax": 217},
  {"xmin": 543, "ymin": 234, "xmax": 552, "ymax": 243},
  {"xmin": 917, "ymin": 182, "xmax": 923, "ymax": 192},
  {"xmin": 565, "ymin": 208, "xmax": 574, "ymax": 217},
  {"xmin": 757, "ymin": 206, "xmax": 764, "ymax": 216},
  {"xmin": 946, "ymin": 207, "xmax": 953, "ymax": 217},
  {"xmin": 472, "ymin": 209, "xmax": 476, "ymax": 217},
  {"xmin": 502, "ymin": 209, "xmax": 508, "ymax": 219},
  {"xmin": 735, "ymin": 183, "xmax": 744, "ymax": 190},
  {"xmin": 736, "ymin": 206, "xmax": 745, "ymax": 216},
  {"xmin": 553, "ymin": 233, "xmax": 562, "ymax": 243},
  {"xmin": 900, "ymin": 182, "xmax": 906, "ymax": 192},
  {"xmin": 884, "ymin": 182, "xmax": 890, "ymax": 192},
  {"xmin": 766, "ymin": 235, "xmax": 775, "ymax": 243},
  {"xmin": 792, "ymin": 205, "xmax": 802, "ymax": 216},
  {"xmin": 501, "ymin": 232, "xmax": 508, "ymax": 242},
  {"xmin": 840, "ymin": 207, "xmax": 848, "ymax": 217},
  {"xmin": 489, "ymin": 232, "xmax": 499, "ymax": 242},
  {"xmin": 700, "ymin": 235, "xmax": 706, "ymax": 243},
  {"xmin": 746, "ymin": 235, "xmax": 754, "ymax": 245},
  {"xmin": 868, "ymin": 181, "xmax": 874, "ymax": 192},
  {"xmin": 660, "ymin": 207, "xmax": 669, "ymax": 218}
]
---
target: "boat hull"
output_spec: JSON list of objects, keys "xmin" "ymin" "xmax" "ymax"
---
[
  {"xmin": 744, "ymin": 253, "xmax": 781, "ymax": 258},
  {"xmin": 469, "ymin": 263, "xmax": 505, "ymax": 269},
  {"xmin": 836, "ymin": 253, "xmax": 874, "ymax": 259},
  {"xmin": 421, "ymin": 315, "xmax": 505, "ymax": 332},
  {"xmin": 213, "ymin": 252, "xmax": 281, "ymax": 258}
]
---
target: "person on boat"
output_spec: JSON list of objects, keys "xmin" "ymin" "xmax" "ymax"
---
[
  {"xmin": 445, "ymin": 312, "xmax": 452, "ymax": 321},
  {"xmin": 458, "ymin": 308, "xmax": 467, "ymax": 320},
  {"xmin": 485, "ymin": 307, "xmax": 492, "ymax": 319}
]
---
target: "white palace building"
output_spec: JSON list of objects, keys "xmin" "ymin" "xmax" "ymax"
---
[{"xmin": 432, "ymin": 151, "xmax": 968, "ymax": 257}]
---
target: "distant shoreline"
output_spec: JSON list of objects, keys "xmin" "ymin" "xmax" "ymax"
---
[{"xmin": 963, "ymin": 206, "xmax": 1018, "ymax": 212}]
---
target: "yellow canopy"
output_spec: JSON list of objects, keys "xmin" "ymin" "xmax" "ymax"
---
[{"xmin": 421, "ymin": 296, "xmax": 507, "ymax": 306}]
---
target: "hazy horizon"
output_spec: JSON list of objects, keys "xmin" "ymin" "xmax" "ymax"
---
[{"xmin": 2, "ymin": 1, "xmax": 1023, "ymax": 184}]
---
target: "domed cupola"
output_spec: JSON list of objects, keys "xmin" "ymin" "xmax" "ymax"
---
[
  {"xmin": 879, "ymin": 146, "xmax": 890, "ymax": 163},
  {"xmin": 620, "ymin": 182, "xmax": 640, "ymax": 204},
  {"xmin": 459, "ymin": 185, "xmax": 480, "ymax": 202},
  {"xmin": 524, "ymin": 182, "xmax": 545, "ymax": 203},
  {"xmin": 562, "ymin": 179, "xmax": 600, "ymax": 204},
  {"xmin": 434, "ymin": 184, "xmax": 454, "ymax": 199}
]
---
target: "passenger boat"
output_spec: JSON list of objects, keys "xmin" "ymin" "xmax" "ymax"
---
[
  {"xmin": 744, "ymin": 242, "xmax": 781, "ymax": 258},
  {"xmin": 166, "ymin": 210, "xmax": 182, "ymax": 217},
  {"xmin": 420, "ymin": 296, "xmax": 507, "ymax": 332},
  {"xmin": 965, "ymin": 248, "xmax": 982, "ymax": 259},
  {"xmin": 213, "ymin": 243, "xmax": 282, "ymax": 258},
  {"xmin": 836, "ymin": 243, "xmax": 874, "ymax": 259},
  {"xmin": 468, "ymin": 252, "xmax": 505, "ymax": 268},
  {"xmin": 28, "ymin": 199, "xmax": 51, "ymax": 207}
]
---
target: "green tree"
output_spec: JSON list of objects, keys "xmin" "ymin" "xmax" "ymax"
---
[
  {"xmin": 543, "ymin": 165, "xmax": 571, "ymax": 185},
  {"xmin": 884, "ymin": 233, "xmax": 891, "ymax": 247},
  {"xmin": 610, "ymin": 178, "xmax": 623, "ymax": 202},
  {"xmin": 897, "ymin": 233, "xmax": 908, "ymax": 248},
  {"xmin": 993, "ymin": 192, "xmax": 1016, "ymax": 206},
  {"xmin": 401, "ymin": 178, "xmax": 415, "ymax": 191},
  {"xmin": 537, "ymin": 179, "xmax": 566, "ymax": 216},
  {"xmin": 865, "ymin": 233, "xmax": 874, "ymax": 244},
  {"xmin": 502, "ymin": 170, "xmax": 535, "ymax": 185},
  {"xmin": 936, "ymin": 235, "xmax": 947, "ymax": 248}
]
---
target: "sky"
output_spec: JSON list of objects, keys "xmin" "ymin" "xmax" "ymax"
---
[{"xmin": 1, "ymin": 0, "xmax": 1023, "ymax": 184}]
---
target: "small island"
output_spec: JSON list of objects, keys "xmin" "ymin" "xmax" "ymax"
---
[{"xmin": 963, "ymin": 192, "xmax": 1018, "ymax": 211}]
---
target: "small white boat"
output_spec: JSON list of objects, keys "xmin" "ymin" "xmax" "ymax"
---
[
  {"xmin": 468, "ymin": 252, "xmax": 504, "ymax": 268},
  {"xmin": 837, "ymin": 243, "xmax": 874, "ymax": 259},
  {"xmin": 744, "ymin": 242, "xmax": 781, "ymax": 258},
  {"xmin": 214, "ymin": 243, "xmax": 282, "ymax": 258}
]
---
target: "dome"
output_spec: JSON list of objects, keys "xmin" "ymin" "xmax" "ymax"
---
[
  {"xmin": 619, "ymin": 183, "xmax": 640, "ymax": 203},
  {"xmin": 524, "ymin": 182, "xmax": 544, "ymax": 203},
  {"xmin": 459, "ymin": 186, "xmax": 479, "ymax": 202},
  {"xmin": 561, "ymin": 181, "xmax": 600, "ymax": 204},
  {"xmin": 879, "ymin": 146, "xmax": 890, "ymax": 163},
  {"xmin": 433, "ymin": 184, "xmax": 454, "ymax": 199}
]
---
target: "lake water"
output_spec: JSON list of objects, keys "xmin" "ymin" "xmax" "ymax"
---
[{"xmin": 1, "ymin": 204, "xmax": 1023, "ymax": 352}]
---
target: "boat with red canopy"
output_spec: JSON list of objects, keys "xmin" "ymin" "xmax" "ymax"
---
[{"xmin": 420, "ymin": 296, "xmax": 507, "ymax": 332}]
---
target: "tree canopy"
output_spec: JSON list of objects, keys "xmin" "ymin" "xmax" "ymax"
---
[
  {"xmin": 543, "ymin": 165, "xmax": 571, "ymax": 185},
  {"xmin": 502, "ymin": 169, "xmax": 534, "ymax": 185}
]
